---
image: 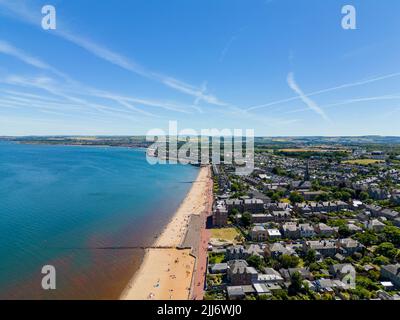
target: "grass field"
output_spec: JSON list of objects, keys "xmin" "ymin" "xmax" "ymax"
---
[
  {"xmin": 279, "ymin": 148, "xmax": 317, "ymax": 152},
  {"xmin": 210, "ymin": 227, "xmax": 241, "ymax": 243},
  {"xmin": 342, "ymin": 159, "xmax": 385, "ymax": 165},
  {"xmin": 208, "ymin": 253, "xmax": 225, "ymax": 264},
  {"xmin": 279, "ymin": 148, "xmax": 348, "ymax": 153}
]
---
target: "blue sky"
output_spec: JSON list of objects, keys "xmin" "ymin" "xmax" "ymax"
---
[{"xmin": 0, "ymin": 0, "xmax": 399, "ymax": 136}]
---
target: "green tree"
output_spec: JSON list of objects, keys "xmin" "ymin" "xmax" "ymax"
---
[
  {"xmin": 289, "ymin": 192, "xmax": 304, "ymax": 204},
  {"xmin": 368, "ymin": 269, "xmax": 380, "ymax": 282},
  {"xmin": 359, "ymin": 191, "xmax": 369, "ymax": 201},
  {"xmin": 288, "ymin": 272, "xmax": 304, "ymax": 296},
  {"xmin": 340, "ymin": 191, "xmax": 352, "ymax": 202},
  {"xmin": 315, "ymin": 193, "xmax": 330, "ymax": 202},
  {"xmin": 246, "ymin": 255, "xmax": 265, "ymax": 271},
  {"xmin": 338, "ymin": 225, "xmax": 352, "ymax": 237},
  {"xmin": 230, "ymin": 182, "xmax": 240, "ymax": 192},
  {"xmin": 373, "ymin": 255, "xmax": 390, "ymax": 265},
  {"xmin": 271, "ymin": 289, "xmax": 289, "ymax": 300},
  {"xmin": 271, "ymin": 193, "xmax": 280, "ymax": 202},
  {"xmin": 304, "ymin": 249, "xmax": 317, "ymax": 265},
  {"xmin": 351, "ymin": 287, "xmax": 372, "ymax": 300},
  {"xmin": 356, "ymin": 275, "xmax": 381, "ymax": 291},
  {"xmin": 376, "ymin": 242, "xmax": 398, "ymax": 259},
  {"xmin": 354, "ymin": 230, "xmax": 378, "ymax": 246},
  {"xmin": 208, "ymin": 253, "xmax": 225, "ymax": 264},
  {"xmin": 279, "ymin": 254, "xmax": 300, "ymax": 268},
  {"xmin": 309, "ymin": 262, "xmax": 320, "ymax": 272},
  {"xmin": 382, "ymin": 226, "xmax": 400, "ymax": 246},
  {"xmin": 272, "ymin": 167, "xmax": 286, "ymax": 176},
  {"xmin": 241, "ymin": 212, "xmax": 252, "ymax": 227},
  {"xmin": 323, "ymin": 257, "xmax": 337, "ymax": 266}
]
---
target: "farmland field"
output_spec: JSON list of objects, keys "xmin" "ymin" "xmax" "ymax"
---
[{"xmin": 342, "ymin": 159, "xmax": 385, "ymax": 165}]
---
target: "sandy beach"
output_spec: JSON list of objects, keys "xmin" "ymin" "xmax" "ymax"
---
[{"xmin": 120, "ymin": 165, "xmax": 212, "ymax": 300}]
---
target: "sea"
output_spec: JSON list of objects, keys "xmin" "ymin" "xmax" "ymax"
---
[{"xmin": 0, "ymin": 141, "xmax": 198, "ymax": 299}]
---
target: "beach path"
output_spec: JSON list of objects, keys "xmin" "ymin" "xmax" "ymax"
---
[{"xmin": 121, "ymin": 166, "xmax": 212, "ymax": 300}]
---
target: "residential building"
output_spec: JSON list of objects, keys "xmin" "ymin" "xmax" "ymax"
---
[
  {"xmin": 225, "ymin": 199, "xmax": 243, "ymax": 213},
  {"xmin": 226, "ymin": 286, "xmax": 245, "ymax": 300},
  {"xmin": 267, "ymin": 228, "xmax": 282, "ymax": 240},
  {"xmin": 226, "ymin": 245, "xmax": 246, "ymax": 260},
  {"xmin": 282, "ymin": 223, "xmax": 300, "ymax": 239},
  {"xmin": 265, "ymin": 242, "xmax": 297, "ymax": 258},
  {"xmin": 313, "ymin": 279, "xmax": 351, "ymax": 292},
  {"xmin": 329, "ymin": 264, "xmax": 354, "ymax": 280},
  {"xmin": 212, "ymin": 200, "xmax": 228, "ymax": 227},
  {"xmin": 381, "ymin": 264, "xmax": 400, "ymax": 289},
  {"xmin": 300, "ymin": 190, "xmax": 326, "ymax": 201},
  {"xmin": 246, "ymin": 244, "xmax": 265, "ymax": 258},
  {"xmin": 338, "ymin": 238, "xmax": 364, "ymax": 255},
  {"xmin": 303, "ymin": 240, "xmax": 337, "ymax": 257},
  {"xmin": 365, "ymin": 219, "xmax": 386, "ymax": 232},
  {"xmin": 299, "ymin": 223, "xmax": 316, "ymax": 238},
  {"xmin": 227, "ymin": 260, "xmax": 259, "ymax": 285},
  {"xmin": 210, "ymin": 263, "xmax": 228, "ymax": 274},
  {"xmin": 271, "ymin": 210, "xmax": 292, "ymax": 222},
  {"xmin": 243, "ymin": 198, "xmax": 264, "ymax": 214},
  {"xmin": 250, "ymin": 225, "xmax": 268, "ymax": 242},
  {"xmin": 251, "ymin": 213, "xmax": 273, "ymax": 223},
  {"xmin": 279, "ymin": 268, "xmax": 313, "ymax": 281},
  {"xmin": 315, "ymin": 223, "xmax": 337, "ymax": 237}
]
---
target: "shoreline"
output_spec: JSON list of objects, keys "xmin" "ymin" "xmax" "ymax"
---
[
  {"xmin": 120, "ymin": 165, "xmax": 212, "ymax": 300},
  {"xmin": 10, "ymin": 141, "xmax": 149, "ymax": 151}
]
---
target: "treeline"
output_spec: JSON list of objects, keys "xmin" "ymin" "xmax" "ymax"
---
[{"xmin": 275, "ymin": 150, "xmax": 348, "ymax": 160}]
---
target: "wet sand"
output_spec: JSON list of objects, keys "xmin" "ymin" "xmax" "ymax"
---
[{"xmin": 120, "ymin": 166, "xmax": 212, "ymax": 300}]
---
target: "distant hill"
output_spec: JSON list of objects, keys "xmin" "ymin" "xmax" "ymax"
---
[{"xmin": 1, "ymin": 135, "xmax": 400, "ymax": 147}]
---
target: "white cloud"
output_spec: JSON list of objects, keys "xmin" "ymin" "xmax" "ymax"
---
[
  {"xmin": 247, "ymin": 72, "xmax": 400, "ymax": 112},
  {"xmin": 0, "ymin": 40, "xmax": 206, "ymax": 117},
  {"xmin": 281, "ymin": 94, "xmax": 400, "ymax": 116},
  {"xmin": 0, "ymin": 0, "xmax": 228, "ymax": 107},
  {"xmin": 0, "ymin": 40, "xmax": 48, "ymax": 69},
  {"xmin": 0, "ymin": 39, "xmax": 73, "ymax": 83},
  {"xmin": 1, "ymin": 75, "xmax": 143, "ymax": 122},
  {"xmin": 287, "ymin": 72, "xmax": 329, "ymax": 121}
]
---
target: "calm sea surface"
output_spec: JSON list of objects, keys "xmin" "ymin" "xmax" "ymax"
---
[{"xmin": 0, "ymin": 142, "xmax": 198, "ymax": 299}]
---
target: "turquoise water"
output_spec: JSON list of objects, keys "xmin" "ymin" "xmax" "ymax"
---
[{"xmin": 0, "ymin": 142, "xmax": 198, "ymax": 299}]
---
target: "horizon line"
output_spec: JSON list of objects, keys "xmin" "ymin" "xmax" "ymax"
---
[{"xmin": 1, "ymin": 134, "xmax": 400, "ymax": 138}]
